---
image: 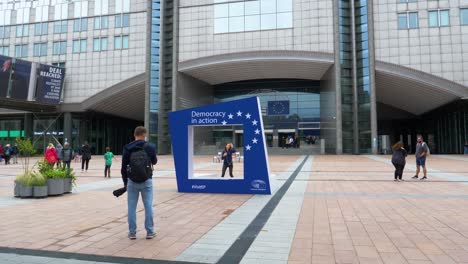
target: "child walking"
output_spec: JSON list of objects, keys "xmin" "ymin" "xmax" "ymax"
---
[
  {"xmin": 104, "ymin": 147, "xmax": 114, "ymax": 178},
  {"xmin": 391, "ymin": 141, "xmax": 407, "ymax": 181}
]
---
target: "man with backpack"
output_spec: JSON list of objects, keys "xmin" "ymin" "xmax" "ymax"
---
[
  {"xmin": 121, "ymin": 126, "xmax": 157, "ymax": 240},
  {"xmin": 61, "ymin": 143, "xmax": 74, "ymax": 169},
  {"xmin": 412, "ymin": 135, "xmax": 429, "ymax": 180}
]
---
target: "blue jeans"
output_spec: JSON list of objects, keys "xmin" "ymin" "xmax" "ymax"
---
[{"xmin": 127, "ymin": 179, "xmax": 154, "ymax": 235}]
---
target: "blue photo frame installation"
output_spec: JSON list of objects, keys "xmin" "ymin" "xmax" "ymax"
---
[{"xmin": 168, "ymin": 97, "xmax": 271, "ymax": 194}]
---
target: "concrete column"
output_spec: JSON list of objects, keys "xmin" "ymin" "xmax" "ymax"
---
[
  {"xmin": 273, "ymin": 129, "xmax": 279, "ymax": 147},
  {"xmin": 63, "ymin": 112, "xmax": 72, "ymax": 144},
  {"xmin": 24, "ymin": 113, "xmax": 33, "ymax": 139},
  {"xmin": 332, "ymin": 0, "xmax": 343, "ymax": 154},
  {"xmin": 367, "ymin": 0, "xmax": 378, "ymax": 154}
]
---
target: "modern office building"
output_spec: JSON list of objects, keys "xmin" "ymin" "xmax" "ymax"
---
[{"xmin": 1, "ymin": 0, "xmax": 468, "ymax": 154}]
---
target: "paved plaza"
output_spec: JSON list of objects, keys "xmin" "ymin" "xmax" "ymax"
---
[{"xmin": 1, "ymin": 155, "xmax": 468, "ymax": 264}]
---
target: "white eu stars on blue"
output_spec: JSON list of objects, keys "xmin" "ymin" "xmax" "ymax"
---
[{"xmin": 222, "ymin": 111, "xmax": 261, "ymax": 151}]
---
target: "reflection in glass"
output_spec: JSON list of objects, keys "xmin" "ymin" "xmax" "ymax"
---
[
  {"xmin": 214, "ymin": 18, "xmax": 228, "ymax": 33},
  {"xmin": 229, "ymin": 2, "xmax": 244, "ymax": 17},
  {"xmin": 277, "ymin": 12, "xmax": 293, "ymax": 28},
  {"xmin": 440, "ymin": 10, "xmax": 449, "ymax": 26},
  {"xmin": 245, "ymin": 15, "xmax": 261, "ymax": 31},
  {"xmin": 261, "ymin": 13, "xmax": 276, "ymax": 30},
  {"xmin": 277, "ymin": 0, "xmax": 293, "ymax": 12},
  {"xmin": 214, "ymin": 3, "xmax": 229, "ymax": 18},
  {"xmin": 229, "ymin": 16, "xmax": 244, "ymax": 32},
  {"xmin": 261, "ymin": 0, "xmax": 276, "ymax": 14},
  {"xmin": 408, "ymin": 12, "xmax": 418, "ymax": 28},
  {"xmin": 245, "ymin": 1, "xmax": 260, "ymax": 15},
  {"xmin": 428, "ymin": 11, "xmax": 438, "ymax": 27},
  {"xmin": 398, "ymin": 13, "xmax": 407, "ymax": 29},
  {"xmin": 462, "ymin": 9, "xmax": 468, "ymax": 25}
]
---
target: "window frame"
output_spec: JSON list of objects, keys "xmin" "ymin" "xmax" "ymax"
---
[
  {"xmin": 428, "ymin": 9, "xmax": 450, "ymax": 27},
  {"xmin": 462, "ymin": 8, "xmax": 468, "ymax": 25},
  {"xmin": 213, "ymin": 0, "xmax": 293, "ymax": 34},
  {"xmin": 397, "ymin": 11, "xmax": 418, "ymax": 29}
]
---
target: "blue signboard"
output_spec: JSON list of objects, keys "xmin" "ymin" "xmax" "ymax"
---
[
  {"xmin": 168, "ymin": 97, "xmax": 271, "ymax": 195},
  {"xmin": 267, "ymin": 100, "xmax": 290, "ymax": 115}
]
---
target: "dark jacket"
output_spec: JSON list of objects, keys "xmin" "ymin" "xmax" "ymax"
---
[
  {"xmin": 222, "ymin": 148, "xmax": 237, "ymax": 164},
  {"xmin": 62, "ymin": 147, "xmax": 74, "ymax": 162},
  {"xmin": 392, "ymin": 148, "xmax": 407, "ymax": 165},
  {"xmin": 121, "ymin": 140, "xmax": 157, "ymax": 186},
  {"xmin": 11, "ymin": 146, "xmax": 18, "ymax": 155},
  {"xmin": 81, "ymin": 145, "xmax": 91, "ymax": 160}
]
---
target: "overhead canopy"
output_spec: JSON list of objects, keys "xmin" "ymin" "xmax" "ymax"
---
[
  {"xmin": 375, "ymin": 61, "xmax": 468, "ymax": 115},
  {"xmin": 59, "ymin": 73, "xmax": 146, "ymax": 121},
  {"xmin": 178, "ymin": 51, "xmax": 334, "ymax": 85},
  {"xmin": 0, "ymin": 98, "xmax": 56, "ymax": 112}
]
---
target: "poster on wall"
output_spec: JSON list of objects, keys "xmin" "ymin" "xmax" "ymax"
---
[
  {"xmin": 0, "ymin": 55, "xmax": 12, "ymax": 98},
  {"xmin": 9, "ymin": 59, "xmax": 32, "ymax": 100},
  {"xmin": 35, "ymin": 64, "xmax": 65, "ymax": 105}
]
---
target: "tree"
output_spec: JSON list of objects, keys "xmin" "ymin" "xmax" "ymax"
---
[{"xmin": 15, "ymin": 137, "xmax": 36, "ymax": 175}]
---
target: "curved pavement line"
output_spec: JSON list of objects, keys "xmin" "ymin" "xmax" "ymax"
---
[{"xmin": 176, "ymin": 155, "xmax": 309, "ymax": 264}]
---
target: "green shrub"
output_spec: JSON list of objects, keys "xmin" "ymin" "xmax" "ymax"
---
[
  {"xmin": 37, "ymin": 160, "xmax": 53, "ymax": 174},
  {"xmin": 28, "ymin": 173, "xmax": 47, "ymax": 187},
  {"xmin": 15, "ymin": 174, "xmax": 30, "ymax": 186},
  {"xmin": 15, "ymin": 172, "xmax": 46, "ymax": 187}
]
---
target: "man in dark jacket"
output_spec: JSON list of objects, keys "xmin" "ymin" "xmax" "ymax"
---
[{"xmin": 121, "ymin": 126, "xmax": 157, "ymax": 240}]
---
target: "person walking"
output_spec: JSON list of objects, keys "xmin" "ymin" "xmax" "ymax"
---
[
  {"xmin": 104, "ymin": 147, "xmax": 114, "ymax": 178},
  {"xmin": 61, "ymin": 143, "xmax": 74, "ymax": 169},
  {"xmin": 391, "ymin": 141, "xmax": 407, "ymax": 181},
  {"xmin": 81, "ymin": 142, "xmax": 91, "ymax": 172},
  {"xmin": 11, "ymin": 144, "xmax": 19, "ymax": 164},
  {"xmin": 0, "ymin": 144, "xmax": 3, "ymax": 163},
  {"xmin": 121, "ymin": 126, "xmax": 157, "ymax": 240},
  {"xmin": 56, "ymin": 143, "xmax": 63, "ymax": 168},
  {"xmin": 221, "ymin": 143, "xmax": 237, "ymax": 178},
  {"xmin": 44, "ymin": 143, "xmax": 58, "ymax": 168},
  {"xmin": 3, "ymin": 144, "xmax": 11, "ymax": 165},
  {"xmin": 412, "ymin": 135, "xmax": 429, "ymax": 180}
]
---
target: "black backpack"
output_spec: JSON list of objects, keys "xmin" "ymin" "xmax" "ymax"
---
[{"xmin": 127, "ymin": 143, "xmax": 153, "ymax": 183}]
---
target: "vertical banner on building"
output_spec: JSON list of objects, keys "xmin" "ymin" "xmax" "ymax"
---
[
  {"xmin": 35, "ymin": 64, "xmax": 65, "ymax": 104},
  {"xmin": 10, "ymin": 59, "xmax": 32, "ymax": 100},
  {"xmin": 0, "ymin": 55, "xmax": 12, "ymax": 98}
]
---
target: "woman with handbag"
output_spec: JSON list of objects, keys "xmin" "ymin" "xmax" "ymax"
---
[{"xmin": 221, "ymin": 143, "xmax": 237, "ymax": 178}]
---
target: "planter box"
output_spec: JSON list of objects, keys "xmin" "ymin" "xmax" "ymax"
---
[
  {"xmin": 64, "ymin": 178, "xmax": 72, "ymax": 193},
  {"xmin": 14, "ymin": 180, "xmax": 22, "ymax": 197},
  {"xmin": 33, "ymin": 186, "xmax": 48, "ymax": 198},
  {"xmin": 20, "ymin": 186, "xmax": 33, "ymax": 198},
  {"xmin": 47, "ymin": 178, "xmax": 64, "ymax": 195}
]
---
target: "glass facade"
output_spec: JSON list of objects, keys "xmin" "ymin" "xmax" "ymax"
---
[
  {"xmin": 0, "ymin": 113, "xmax": 138, "ymax": 155},
  {"xmin": 338, "ymin": 0, "xmax": 373, "ymax": 153},
  {"xmin": 339, "ymin": 0, "xmax": 354, "ymax": 153},
  {"xmin": 355, "ymin": 0, "xmax": 371, "ymax": 153},
  {"xmin": 149, "ymin": 0, "xmax": 161, "ymax": 145},
  {"xmin": 214, "ymin": 0, "xmax": 293, "ymax": 34},
  {"xmin": 213, "ymin": 79, "xmax": 320, "ymax": 147}
]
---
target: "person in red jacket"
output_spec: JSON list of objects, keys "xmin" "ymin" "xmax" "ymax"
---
[{"xmin": 44, "ymin": 143, "xmax": 58, "ymax": 168}]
